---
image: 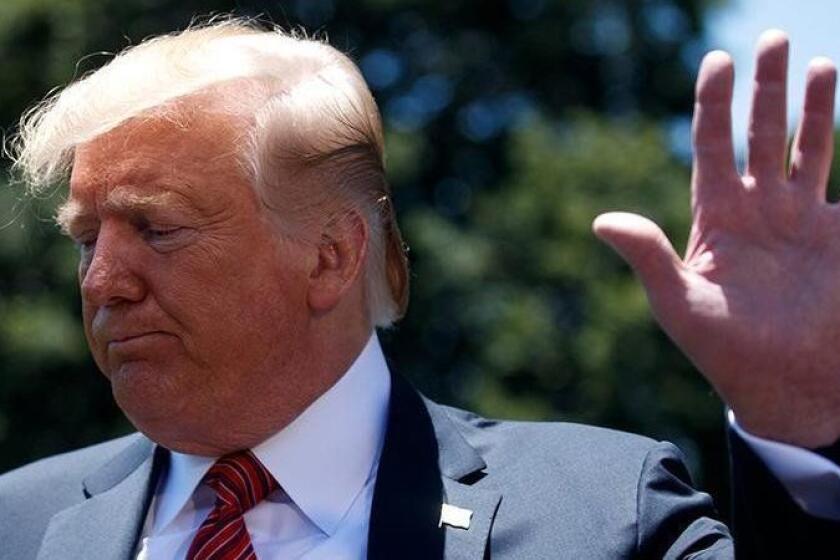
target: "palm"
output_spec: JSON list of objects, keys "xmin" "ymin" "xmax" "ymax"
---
[{"xmin": 594, "ymin": 31, "xmax": 840, "ymax": 447}]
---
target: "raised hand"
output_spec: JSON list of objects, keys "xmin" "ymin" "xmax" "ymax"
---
[{"xmin": 593, "ymin": 30, "xmax": 840, "ymax": 448}]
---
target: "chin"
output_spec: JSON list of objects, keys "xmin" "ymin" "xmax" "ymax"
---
[
  {"xmin": 109, "ymin": 359, "xmax": 173, "ymax": 403},
  {"xmin": 110, "ymin": 362, "xmax": 195, "ymax": 438}
]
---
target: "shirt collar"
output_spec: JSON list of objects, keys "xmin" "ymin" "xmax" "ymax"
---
[{"xmin": 151, "ymin": 332, "xmax": 391, "ymax": 536}]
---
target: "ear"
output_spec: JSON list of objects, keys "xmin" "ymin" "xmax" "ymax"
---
[{"xmin": 307, "ymin": 209, "xmax": 369, "ymax": 313}]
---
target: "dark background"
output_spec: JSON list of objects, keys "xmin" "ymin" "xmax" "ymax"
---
[{"xmin": 3, "ymin": 0, "xmax": 837, "ymax": 525}]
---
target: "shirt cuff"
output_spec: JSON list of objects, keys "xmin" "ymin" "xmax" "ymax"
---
[{"xmin": 728, "ymin": 410, "xmax": 840, "ymax": 520}]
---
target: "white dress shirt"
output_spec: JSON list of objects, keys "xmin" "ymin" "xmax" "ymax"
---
[{"xmin": 136, "ymin": 333, "xmax": 391, "ymax": 560}]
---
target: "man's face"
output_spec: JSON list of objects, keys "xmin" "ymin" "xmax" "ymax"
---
[{"xmin": 64, "ymin": 104, "xmax": 318, "ymax": 454}]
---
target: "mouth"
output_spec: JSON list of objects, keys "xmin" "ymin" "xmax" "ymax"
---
[{"xmin": 107, "ymin": 331, "xmax": 170, "ymax": 351}]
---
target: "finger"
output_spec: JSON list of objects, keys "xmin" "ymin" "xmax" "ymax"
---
[
  {"xmin": 789, "ymin": 57, "xmax": 837, "ymax": 198},
  {"xmin": 692, "ymin": 50, "xmax": 739, "ymax": 191},
  {"xmin": 746, "ymin": 29, "xmax": 789, "ymax": 181},
  {"xmin": 592, "ymin": 212, "xmax": 684, "ymax": 299}
]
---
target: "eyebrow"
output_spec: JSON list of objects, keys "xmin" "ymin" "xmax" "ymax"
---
[{"xmin": 56, "ymin": 187, "xmax": 192, "ymax": 236}]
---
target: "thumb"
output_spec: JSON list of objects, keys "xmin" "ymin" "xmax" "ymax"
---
[{"xmin": 592, "ymin": 212, "xmax": 684, "ymax": 295}]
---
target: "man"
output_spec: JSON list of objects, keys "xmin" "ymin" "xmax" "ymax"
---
[{"xmin": 0, "ymin": 19, "xmax": 838, "ymax": 559}]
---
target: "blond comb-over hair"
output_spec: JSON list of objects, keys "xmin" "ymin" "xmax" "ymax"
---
[{"xmin": 10, "ymin": 18, "xmax": 409, "ymax": 327}]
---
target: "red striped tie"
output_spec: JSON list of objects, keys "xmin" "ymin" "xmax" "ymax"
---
[{"xmin": 186, "ymin": 450, "xmax": 279, "ymax": 560}]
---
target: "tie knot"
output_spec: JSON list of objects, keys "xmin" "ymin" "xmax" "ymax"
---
[{"xmin": 203, "ymin": 450, "xmax": 278, "ymax": 516}]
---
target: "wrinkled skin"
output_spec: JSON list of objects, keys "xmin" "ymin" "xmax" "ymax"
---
[{"xmin": 594, "ymin": 30, "xmax": 840, "ymax": 448}]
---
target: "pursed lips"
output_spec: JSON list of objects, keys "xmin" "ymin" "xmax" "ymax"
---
[{"xmin": 106, "ymin": 331, "xmax": 169, "ymax": 348}]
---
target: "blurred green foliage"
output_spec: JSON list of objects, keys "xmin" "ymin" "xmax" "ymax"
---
[{"xmin": 0, "ymin": 0, "xmax": 769, "ymax": 523}]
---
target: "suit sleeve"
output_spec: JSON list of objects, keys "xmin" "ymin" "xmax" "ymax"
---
[
  {"xmin": 635, "ymin": 442, "xmax": 733, "ymax": 559},
  {"xmin": 729, "ymin": 409, "xmax": 840, "ymax": 520},
  {"xmin": 729, "ymin": 425, "xmax": 840, "ymax": 559}
]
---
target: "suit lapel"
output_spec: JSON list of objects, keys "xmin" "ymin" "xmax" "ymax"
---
[
  {"xmin": 439, "ymin": 479, "xmax": 502, "ymax": 560},
  {"xmin": 37, "ymin": 436, "xmax": 165, "ymax": 560},
  {"xmin": 367, "ymin": 375, "xmax": 501, "ymax": 560}
]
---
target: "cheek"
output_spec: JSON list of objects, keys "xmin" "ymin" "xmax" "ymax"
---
[
  {"xmin": 233, "ymin": 263, "xmax": 311, "ymax": 351},
  {"xmin": 155, "ymin": 245, "xmax": 309, "ymax": 350},
  {"xmin": 239, "ymin": 267, "xmax": 309, "ymax": 330}
]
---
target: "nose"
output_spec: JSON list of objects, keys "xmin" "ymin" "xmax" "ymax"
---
[{"xmin": 80, "ymin": 225, "xmax": 146, "ymax": 307}]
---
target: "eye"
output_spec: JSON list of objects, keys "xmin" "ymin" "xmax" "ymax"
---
[
  {"xmin": 143, "ymin": 226, "xmax": 182, "ymax": 241},
  {"xmin": 139, "ymin": 224, "xmax": 193, "ymax": 251}
]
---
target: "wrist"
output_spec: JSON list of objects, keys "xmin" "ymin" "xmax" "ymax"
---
[{"xmin": 734, "ymin": 406, "xmax": 840, "ymax": 449}]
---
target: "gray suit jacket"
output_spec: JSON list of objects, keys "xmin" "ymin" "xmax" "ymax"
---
[{"xmin": 0, "ymin": 374, "xmax": 736, "ymax": 559}]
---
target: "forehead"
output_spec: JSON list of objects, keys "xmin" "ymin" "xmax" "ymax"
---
[
  {"xmin": 66, "ymin": 98, "xmax": 257, "ymax": 224},
  {"xmin": 72, "ymin": 102, "xmax": 245, "ymax": 186}
]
